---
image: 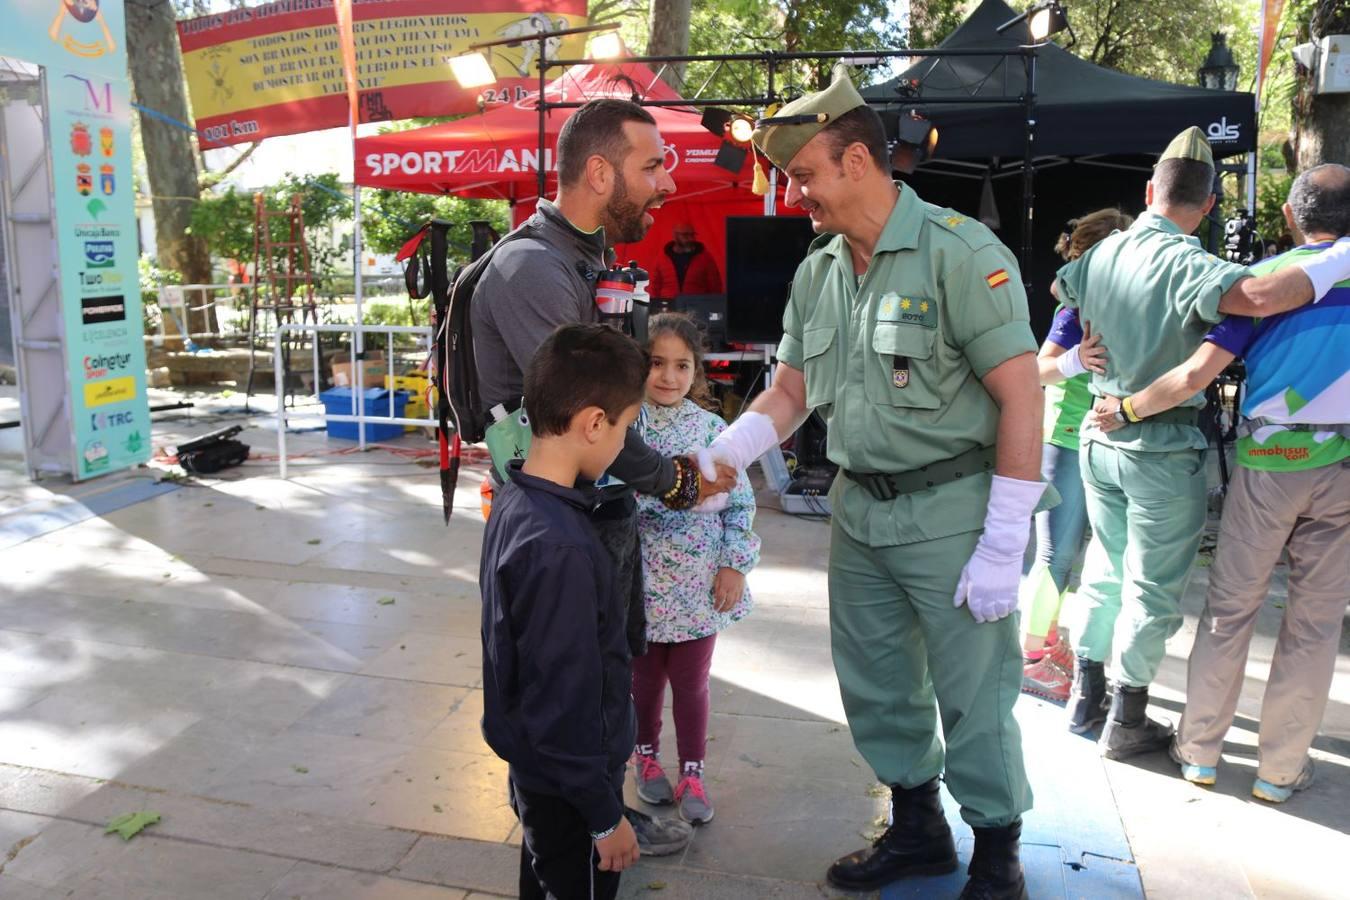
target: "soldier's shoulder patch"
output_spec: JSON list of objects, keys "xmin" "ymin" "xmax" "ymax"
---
[
  {"xmin": 985, "ymin": 269, "xmax": 1011, "ymax": 289},
  {"xmin": 925, "ymin": 204, "xmax": 995, "ymax": 250}
]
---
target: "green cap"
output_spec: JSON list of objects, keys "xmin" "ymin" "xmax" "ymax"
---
[
  {"xmin": 1158, "ymin": 126, "xmax": 1214, "ymax": 168},
  {"xmin": 753, "ymin": 66, "xmax": 867, "ymax": 170}
]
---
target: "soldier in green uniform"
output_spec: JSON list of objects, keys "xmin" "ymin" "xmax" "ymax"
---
[
  {"xmin": 698, "ymin": 71, "xmax": 1048, "ymax": 900},
  {"xmin": 1052, "ymin": 126, "xmax": 1350, "ymax": 760}
]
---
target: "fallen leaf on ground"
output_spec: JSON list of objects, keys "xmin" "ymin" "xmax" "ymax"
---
[
  {"xmin": 433, "ymin": 804, "xmax": 443, "ymax": 813},
  {"xmin": 377, "ymin": 597, "xmax": 396, "ymax": 606},
  {"xmin": 105, "ymin": 811, "xmax": 160, "ymax": 840},
  {"xmin": 292, "ymin": 765, "xmax": 309, "ymax": 774},
  {"xmin": 646, "ymin": 883, "xmax": 666, "ymax": 891},
  {"xmin": 307, "ymin": 539, "xmax": 322, "ymax": 545}
]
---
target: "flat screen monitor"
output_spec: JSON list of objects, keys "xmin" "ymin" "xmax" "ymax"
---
[{"xmin": 725, "ymin": 216, "xmax": 816, "ymax": 343}]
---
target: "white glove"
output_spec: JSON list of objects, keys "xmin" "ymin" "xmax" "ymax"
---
[
  {"xmin": 695, "ymin": 411, "xmax": 780, "ymax": 481},
  {"xmin": 1055, "ymin": 345, "xmax": 1089, "ymax": 379},
  {"xmin": 1297, "ymin": 237, "xmax": 1350, "ymax": 302},
  {"xmin": 690, "ymin": 493, "xmax": 730, "ymax": 514},
  {"xmin": 953, "ymin": 475, "xmax": 1045, "ymax": 623}
]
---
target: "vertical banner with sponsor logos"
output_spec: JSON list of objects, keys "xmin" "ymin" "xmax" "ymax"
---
[{"xmin": 1, "ymin": 0, "xmax": 150, "ymax": 479}]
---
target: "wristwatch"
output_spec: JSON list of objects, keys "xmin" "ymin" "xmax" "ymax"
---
[{"xmin": 1114, "ymin": 410, "xmax": 1128, "ymax": 425}]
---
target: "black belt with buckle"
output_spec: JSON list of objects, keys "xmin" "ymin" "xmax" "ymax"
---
[{"xmin": 843, "ymin": 445, "xmax": 997, "ymax": 502}]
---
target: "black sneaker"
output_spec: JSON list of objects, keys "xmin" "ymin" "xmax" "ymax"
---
[{"xmin": 624, "ymin": 806, "xmax": 691, "ymax": 856}]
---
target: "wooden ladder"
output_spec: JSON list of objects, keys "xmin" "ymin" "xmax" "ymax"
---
[{"xmin": 246, "ymin": 193, "xmax": 317, "ymax": 408}]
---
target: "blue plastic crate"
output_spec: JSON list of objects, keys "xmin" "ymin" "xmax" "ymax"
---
[{"xmin": 319, "ymin": 387, "xmax": 408, "ymax": 441}]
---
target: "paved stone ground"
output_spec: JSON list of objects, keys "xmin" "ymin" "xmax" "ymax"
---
[{"xmin": 0, "ymin": 388, "xmax": 1346, "ymax": 899}]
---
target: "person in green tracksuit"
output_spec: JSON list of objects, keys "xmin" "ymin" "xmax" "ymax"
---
[
  {"xmin": 1052, "ymin": 127, "xmax": 1350, "ymax": 760},
  {"xmin": 697, "ymin": 69, "xmax": 1049, "ymax": 900}
]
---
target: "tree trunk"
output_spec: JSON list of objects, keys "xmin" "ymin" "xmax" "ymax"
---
[
  {"xmin": 647, "ymin": 0, "xmax": 692, "ymax": 91},
  {"xmin": 126, "ymin": 1, "xmax": 218, "ymax": 340},
  {"xmin": 1293, "ymin": 1, "xmax": 1350, "ymax": 172}
]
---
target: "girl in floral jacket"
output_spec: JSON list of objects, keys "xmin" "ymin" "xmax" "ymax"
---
[{"xmin": 632, "ymin": 314, "xmax": 760, "ymax": 826}]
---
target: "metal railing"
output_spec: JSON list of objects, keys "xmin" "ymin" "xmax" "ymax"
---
[{"xmin": 274, "ymin": 322, "xmax": 437, "ymax": 478}]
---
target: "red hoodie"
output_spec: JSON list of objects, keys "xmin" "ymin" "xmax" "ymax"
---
[{"xmin": 648, "ymin": 241, "xmax": 723, "ymax": 299}]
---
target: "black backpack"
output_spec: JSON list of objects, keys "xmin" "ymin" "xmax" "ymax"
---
[{"xmin": 403, "ymin": 218, "xmax": 536, "ymax": 520}]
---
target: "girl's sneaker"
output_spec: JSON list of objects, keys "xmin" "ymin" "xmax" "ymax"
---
[
  {"xmin": 1021, "ymin": 657, "xmax": 1071, "ymax": 702},
  {"xmin": 674, "ymin": 772, "xmax": 714, "ymax": 825},
  {"xmin": 634, "ymin": 752, "xmax": 674, "ymax": 806},
  {"xmin": 1044, "ymin": 638, "xmax": 1076, "ymax": 677}
]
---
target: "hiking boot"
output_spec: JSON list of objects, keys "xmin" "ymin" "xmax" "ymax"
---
[
  {"xmin": 624, "ymin": 806, "xmax": 692, "ymax": 856},
  {"xmin": 1044, "ymin": 638, "xmax": 1075, "ymax": 677},
  {"xmin": 1099, "ymin": 686, "xmax": 1174, "ymax": 760},
  {"xmin": 958, "ymin": 818, "xmax": 1029, "ymax": 900},
  {"xmin": 1066, "ymin": 657, "xmax": 1108, "ymax": 734},
  {"xmin": 674, "ymin": 773, "xmax": 714, "ymax": 825},
  {"xmin": 1021, "ymin": 657, "xmax": 1071, "ymax": 702},
  {"xmin": 633, "ymin": 752, "xmax": 674, "ymax": 806},
  {"xmin": 1252, "ymin": 758, "xmax": 1315, "ymax": 803},
  {"xmin": 825, "ymin": 777, "xmax": 957, "ymax": 891},
  {"xmin": 1169, "ymin": 739, "xmax": 1216, "ymax": 786}
]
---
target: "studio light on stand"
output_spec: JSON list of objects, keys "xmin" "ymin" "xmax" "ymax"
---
[
  {"xmin": 890, "ymin": 110, "xmax": 938, "ymax": 175},
  {"xmin": 997, "ymin": 1, "xmax": 1074, "ymax": 46},
  {"xmin": 701, "ymin": 108, "xmax": 756, "ymax": 173},
  {"xmin": 449, "ymin": 51, "xmax": 497, "ymax": 88}
]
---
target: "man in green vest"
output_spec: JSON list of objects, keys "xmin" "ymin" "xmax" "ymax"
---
[
  {"xmin": 698, "ymin": 70, "xmax": 1048, "ymax": 900},
  {"xmin": 1052, "ymin": 128, "xmax": 1350, "ymax": 760}
]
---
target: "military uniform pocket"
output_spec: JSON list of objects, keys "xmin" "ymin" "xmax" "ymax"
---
[
  {"xmin": 802, "ymin": 326, "xmax": 840, "ymax": 412},
  {"xmin": 869, "ymin": 323, "xmax": 941, "ymax": 409}
]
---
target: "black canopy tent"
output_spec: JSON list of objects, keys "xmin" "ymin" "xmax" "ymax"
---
[{"xmin": 863, "ymin": 0, "xmax": 1256, "ymax": 336}]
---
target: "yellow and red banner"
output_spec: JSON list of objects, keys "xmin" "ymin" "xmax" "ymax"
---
[{"xmin": 178, "ymin": 0, "xmax": 588, "ymax": 146}]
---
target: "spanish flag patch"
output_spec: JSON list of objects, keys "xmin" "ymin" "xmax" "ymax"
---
[{"xmin": 985, "ymin": 269, "xmax": 1010, "ymax": 289}]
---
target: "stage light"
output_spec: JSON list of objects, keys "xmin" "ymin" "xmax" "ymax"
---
[
  {"xmin": 728, "ymin": 115, "xmax": 755, "ymax": 144},
  {"xmin": 590, "ymin": 31, "xmax": 624, "ymax": 60},
  {"xmin": 998, "ymin": 2, "xmax": 1072, "ymax": 43},
  {"xmin": 891, "ymin": 110, "xmax": 938, "ymax": 174},
  {"xmin": 449, "ymin": 52, "xmax": 497, "ymax": 88}
]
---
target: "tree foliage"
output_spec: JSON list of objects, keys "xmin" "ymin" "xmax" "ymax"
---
[
  {"xmin": 188, "ymin": 173, "xmax": 354, "ymax": 293},
  {"xmin": 359, "ymin": 190, "xmax": 511, "ymax": 257}
]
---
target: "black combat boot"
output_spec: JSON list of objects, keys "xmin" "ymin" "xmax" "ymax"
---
[
  {"xmin": 1100, "ymin": 685, "xmax": 1174, "ymax": 760},
  {"xmin": 825, "ymin": 777, "xmax": 958, "ymax": 891},
  {"xmin": 1066, "ymin": 656, "xmax": 1107, "ymax": 734},
  {"xmin": 958, "ymin": 818, "xmax": 1029, "ymax": 900}
]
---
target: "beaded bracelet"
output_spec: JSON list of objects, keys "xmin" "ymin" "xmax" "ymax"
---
[{"xmin": 660, "ymin": 456, "xmax": 702, "ymax": 510}]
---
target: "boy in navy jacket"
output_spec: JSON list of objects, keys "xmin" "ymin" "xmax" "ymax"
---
[{"xmin": 480, "ymin": 324, "xmax": 648, "ymax": 899}]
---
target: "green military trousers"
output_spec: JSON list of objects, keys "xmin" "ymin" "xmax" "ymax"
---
[
  {"xmin": 828, "ymin": 518, "xmax": 1031, "ymax": 828},
  {"xmin": 1074, "ymin": 441, "xmax": 1208, "ymax": 687}
]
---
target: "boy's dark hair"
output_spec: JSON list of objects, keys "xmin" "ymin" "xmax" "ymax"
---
[
  {"xmin": 820, "ymin": 105, "xmax": 890, "ymax": 172},
  {"xmin": 557, "ymin": 99, "xmax": 658, "ymax": 187},
  {"xmin": 525, "ymin": 324, "xmax": 647, "ymax": 437},
  {"xmin": 1152, "ymin": 158, "xmax": 1215, "ymax": 209}
]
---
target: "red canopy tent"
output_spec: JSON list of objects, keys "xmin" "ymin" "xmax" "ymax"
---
[{"xmin": 353, "ymin": 61, "xmax": 799, "ymax": 280}]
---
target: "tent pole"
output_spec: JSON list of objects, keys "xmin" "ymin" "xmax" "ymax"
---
[
  {"xmin": 538, "ymin": 35, "xmax": 547, "ymax": 200},
  {"xmin": 1020, "ymin": 48, "xmax": 1037, "ymax": 293}
]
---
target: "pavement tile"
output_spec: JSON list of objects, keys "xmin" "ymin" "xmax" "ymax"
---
[
  {"xmin": 262, "ymin": 862, "xmax": 469, "ymax": 899},
  {"xmin": 393, "ymin": 834, "xmax": 520, "ymax": 896},
  {"xmin": 289, "ymin": 676, "xmax": 468, "ymax": 745},
  {"xmin": 361, "ymin": 747, "xmax": 515, "ymax": 842}
]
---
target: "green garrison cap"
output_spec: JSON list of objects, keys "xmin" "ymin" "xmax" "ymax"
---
[
  {"xmin": 753, "ymin": 66, "xmax": 867, "ymax": 170},
  {"xmin": 1158, "ymin": 126, "xmax": 1214, "ymax": 168}
]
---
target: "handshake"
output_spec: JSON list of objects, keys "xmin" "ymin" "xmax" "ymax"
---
[{"xmin": 676, "ymin": 412, "xmax": 783, "ymax": 512}]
